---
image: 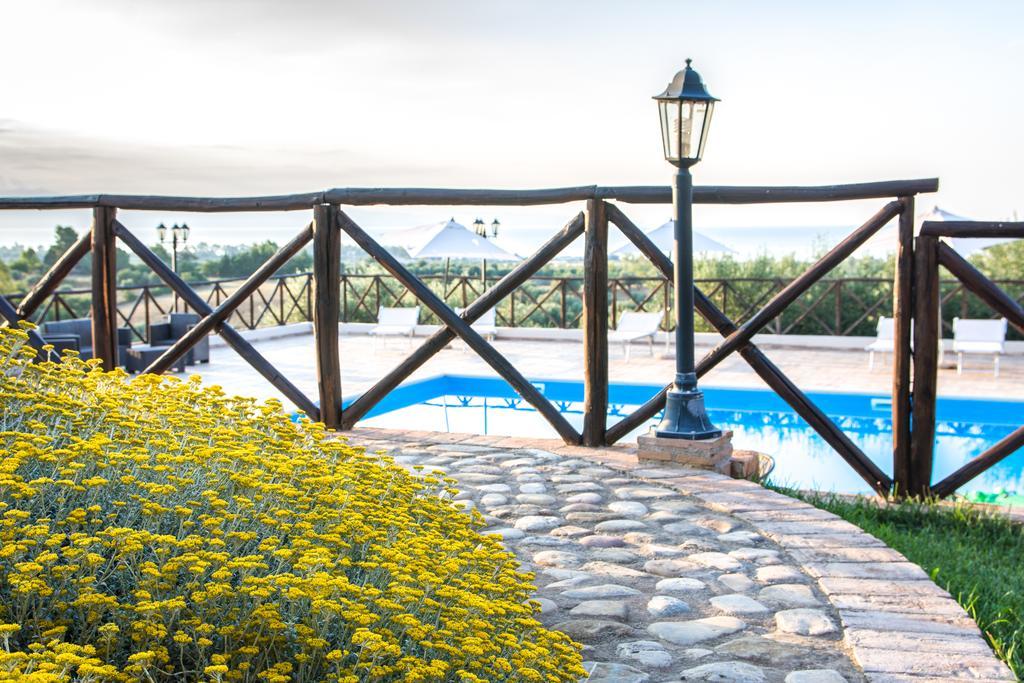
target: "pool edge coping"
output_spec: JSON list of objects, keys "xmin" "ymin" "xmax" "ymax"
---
[{"xmin": 345, "ymin": 426, "xmax": 1015, "ymax": 681}]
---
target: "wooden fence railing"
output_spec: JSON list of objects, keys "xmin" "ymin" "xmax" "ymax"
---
[
  {"xmin": 22, "ymin": 179, "xmax": 1024, "ymax": 499},
  {"xmin": 14, "ymin": 272, "xmax": 1022, "ymax": 343}
]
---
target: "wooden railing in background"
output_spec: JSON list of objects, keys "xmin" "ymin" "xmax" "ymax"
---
[
  {"xmin": 10, "ymin": 272, "xmax": 1024, "ymax": 344},
  {"xmin": 12, "ymin": 179, "xmax": 1005, "ymax": 498}
]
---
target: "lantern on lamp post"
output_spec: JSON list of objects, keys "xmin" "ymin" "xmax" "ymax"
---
[
  {"xmin": 157, "ymin": 222, "xmax": 190, "ymax": 312},
  {"xmin": 651, "ymin": 59, "xmax": 722, "ymax": 439}
]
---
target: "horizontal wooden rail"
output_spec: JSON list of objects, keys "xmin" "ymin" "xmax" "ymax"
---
[
  {"xmin": 0, "ymin": 178, "xmax": 939, "ymax": 211},
  {"xmin": 921, "ymin": 221, "xmax": 1024, "ymax": 238},
  {"xmin": 114, "ymin": 222, "xmax": 320, "ymax": 419},
  {"xmin": 341, "ymin": 213, "xmax": 586, "ymax": 428}
]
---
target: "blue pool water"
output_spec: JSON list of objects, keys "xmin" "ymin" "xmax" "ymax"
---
[{"xmin": 348, "ymin": 375, "xmax": 1024, "ymax": 496}]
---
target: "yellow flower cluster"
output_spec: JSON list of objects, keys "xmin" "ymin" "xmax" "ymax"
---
[{"xmin": 0, "ymin": 326, "xmax": 584, "ymax": 682}]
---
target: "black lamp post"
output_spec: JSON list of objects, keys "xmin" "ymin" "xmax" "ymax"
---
[
  {"xmin": 491, "ymin": 218, "xmax": 500, "ymax": 238},
  {"xmin": 157, "ymin": 222, "xmax": 189, "ymax": 311},
  {"xmin": 651, "ymin": 59, "xmax": 722, "ymax": 440}
]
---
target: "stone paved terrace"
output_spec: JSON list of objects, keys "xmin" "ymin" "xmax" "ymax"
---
[
  {"xmin": 345, "ymin": 428, "xmax": 1016, "ymax": 682},
  {"xmin": 180, "ymin": 327, "xmax": 1024, "ymax": 411}
]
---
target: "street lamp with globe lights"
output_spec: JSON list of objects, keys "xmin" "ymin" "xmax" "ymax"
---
[{"xmin": 157, "ymin": 222, "xmax": 190, "ymax": 312}]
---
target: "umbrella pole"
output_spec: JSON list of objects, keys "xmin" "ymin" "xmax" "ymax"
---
[
  {"xmin": 443, "ymin": 257, "xmax": 450, "ymax": 299},
  {"xmin": 482, "ymin": 258, "xmax": 487, "ymax": 291}
]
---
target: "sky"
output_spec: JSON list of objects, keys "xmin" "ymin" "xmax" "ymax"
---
[{"xmin": 1, "ymin": 0, "xmax": 1022, "ymax": 255}]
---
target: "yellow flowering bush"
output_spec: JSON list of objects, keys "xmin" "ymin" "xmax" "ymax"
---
[{"xmin": 0, "ymin": 326, "xmax": 584, "ymax": 682}]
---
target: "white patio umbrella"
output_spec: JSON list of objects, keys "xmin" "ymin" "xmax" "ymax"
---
[
  {"xmin": 864, "ymin": 205, "xmax": 1014, "ymax": 257},
  {"xmin": 611, "ymin": 220, "xmax": 735, "ymax": 259},
  {"xmin": 406, "ymin": 218, "xmax": 521, "ymax": 290}
]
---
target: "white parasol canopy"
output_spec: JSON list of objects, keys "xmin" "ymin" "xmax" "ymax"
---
[
  {"xmin": 864, "ymin": 205, "xmax": 1013, "ymax": 257},
  {"xmin": 404, "ymin": 219, "xmax": 520, "ymax": 261},
  {"xmin": 611, "ymin": 220, "xmax": 734, "ymax": 259}
]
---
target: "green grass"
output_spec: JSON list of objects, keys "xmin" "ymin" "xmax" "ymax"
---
[{"xmin": 771, "ymin": 487, "xmax": 1024, "ymax": 678}]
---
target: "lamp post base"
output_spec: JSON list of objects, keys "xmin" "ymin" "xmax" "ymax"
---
[
  {"xmin": 653, "ymin": 373, "xmax": 722, "ymax": 440},
  {"xmin": 637, "ymin": 429, "xmax": 734, "ymax": 470}
]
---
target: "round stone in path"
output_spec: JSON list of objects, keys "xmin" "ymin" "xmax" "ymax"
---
[
  {"xmin": 582, "ymin": 662, "xmax": 649, "ymax": 683},
  {"xmin": 719, "ymin": 573, "xmax": 755, "ymax": 592},
  {"xmin": 785, "ymin": 670, "xmax": 847, "ymax": 683},
  {"xmin": 679, "ymin": 661, "xmax": 767, "ymax": 682},
  {"xmin": 648, "ymin": 616, "xmax": 746, "ymax": 646},
  {"xmin": 616, "ymin": 640, "xmax": 673, "ymax": 669},
  {"xmin": 614, "ymin": 643, "xmax": 671, "ymax": 667},
  {"xmin": 594, "ymin": 519, "xmax": 649, "ymax": 533},
  {"xmin": 608, "ymin": 500, "xmax": 649, "ymax": 517},
  {"xmin": 758, "ymin": 583, "xmax": 821, "ymax": 607},
  {"xmin": 709, "ymin": 593, "xmax": 770, "ymax": 615},
  {"xmin": 569, "ymin": 599, "xmax": 628, "ymax": 620},
  {"xmin": 579, "ymin": 534, "xmax": 625, "ymax": 548},
  {"xmin": 519, "ymin": 482, "xmax": 547, "ymax": 494},
  {"xmin": 755, "ymin": 564, "xmax": 807, "ymax": 583},
  {"xmin": 516, "ymin": 493, "xmax": 557, "ymax": 505},
  {"xmin": 655, "ymin": 577, "xmax": 705, "ymax": 593},
  {"xmin": 561, "ymin": 583, "xmax": 642, "ymax": 600},
  {"xmin": 644, "ymin": 558, "xmax": 698, "ymax": 577},
  {"xmin": 480, "ymin": 493, "xmax": 508, "ymax": 507},
  {"xmin": 514, "ymin": 515, "xmax": 561, "ymax": 532},
  {"xmin": 566, "ymin": 492, "xmax": 603, "ymax": 504},
  {"xmin": 775, "ymin": 609, "xmax": 837, "ymax": 636},
  {"xmin": 647, "ymin": 595, "xmax": 690, "ymax": 617}
]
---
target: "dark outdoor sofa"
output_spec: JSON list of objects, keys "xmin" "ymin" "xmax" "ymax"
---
[
  {"xmin": 40, "ymin": 318, "xmax": 132, "ymax": 366},
  {"xmin": 149, "ymin": 312, "xmax": 210, "ymax": 364}
]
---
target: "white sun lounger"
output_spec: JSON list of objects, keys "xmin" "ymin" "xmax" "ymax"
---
[
  {"xmin": 865, "ymin": 317, "xmax": 894, "ymax": 370},
  {"xmin": 369, "ymin": 306, "xmax": 420, "ymax": 346},
  {"xmin": 865, "ymin": 316, "xmax": 917, "ymax": 370},
  {"xmin": 609, "ymin": 311, "xmax": 662, "ymax": 361},
  {"xmin": 953, "ymin": 317, "xmax": 1007, "ymax": 377}
]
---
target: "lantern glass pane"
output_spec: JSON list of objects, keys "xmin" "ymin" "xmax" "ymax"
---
[
  {"xmin": 658, "ymin": 101, "xmax": 672, "ymax": 160},
  {"xmin": 696, "ymin": 101, "xmax": 714, "ymax": 161}
]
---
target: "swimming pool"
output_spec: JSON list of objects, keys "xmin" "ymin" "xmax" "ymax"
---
[{"xmin": 348, "ymin": 374, "xmax": 1024, "ymax": 497}]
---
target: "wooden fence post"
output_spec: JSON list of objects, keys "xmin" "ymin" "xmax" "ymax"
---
[
  {"xmin": 582, "ymin": 198, "xmax": 608, "ymax": 447},
  {"xmin": 892, "ymin": 196, "xmax": 914, "ymax": 495},
  {"xmin": 90, "ymin": 206, "xmax": 118, "ymax": 369},
  {"xmin": 313, "ymin": 204, "xmax": 343, "ymax": 429},
  {"xmin": 910, "ymin": 233, "xmax": 939, "ymax": 496}
]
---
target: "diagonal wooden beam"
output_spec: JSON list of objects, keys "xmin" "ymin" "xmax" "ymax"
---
[
  {"xmin": 931, "ymin": 425, "xmax": 1024, "ymax": 498},
  {"xmin": 114, "ymin": 222, "xmax": 320, "ymax": 419},
  {"xmin": 340, "ymin": 211, "xmax": 585, "ymax": 444},
  {"xmin": 17, "ymin": 231, "xmax": 91, "ymax": 319},
  {"xmin": 143, "ymin": 224, "xmax": 313, "ymax": 374},
  {"xmin": 605, "ymin": 203, "xmax": 892, "ymax": 493},
  {"xmin": 698, "ymin": 201, "xmax": 902, "ymax": 374},
  {"xmin": 937, "ymin": 242, "xmax": 1024, "ymax": 335}
]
